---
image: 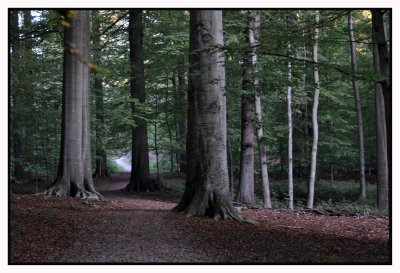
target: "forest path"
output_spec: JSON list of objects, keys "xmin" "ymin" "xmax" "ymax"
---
[
  {"xmin": 10, "ymin": 173, "xmax": 390, "ymax": 264},
  {"xmin": 114, "ymin": 156, "xmax": 131, "ymax": 172}
]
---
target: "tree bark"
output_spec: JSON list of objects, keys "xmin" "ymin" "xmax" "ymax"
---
[
  {"xmin": 236, "ymin": 10, "xmax": 261, "ymax": 205},
  {"xmin": 226, "ymin": 129, "xmax": 234, "ymax": 197},
  {"xmin": 299, "ymin": 30, "xmax": 309, "ymax": 179},
  {"xmin": 126, "ymin": 10, "xmax": 152, "ymax": 192},
  {"xmin": 372, "ymin": 10, "xmax": 391, "ymax": 173},
  {"xmin": 177, "ymin": 57, "xmax": 187, "ymax": 173},
  {"xmin": 287, "ymin": 40, "xmax": 294, "ymax": 210},
  {"xmin": 92, "ymin": 10, "xmax": 109, "ymax": 178},
  {"xmin": 173, "ymin": 10, "xmax": 246, "ymax": 221},
  {"xmin": 165, "ymin": 75, "xmax": 175, "ymax": 174},
  {"xmin": 348, "ymin": 12, "xmax": 366, "ymax": 201},
  {"xmin": 307, "ymin": 10, "xmax": 320, "ymax": 209},
  {"xmin": 246, "ymin": 10, "xmax": 272, "ymax": 208},
  {"xmin": 372, "ymin": 12, "xmax": 389, "ymax": 210},
  {"xmin": 154, "ymin": 94, "xmax": 160, "ymax": 180},
  {"xmin": 44, "ymin": 10, "xmax": 101, "ymax": 199}
]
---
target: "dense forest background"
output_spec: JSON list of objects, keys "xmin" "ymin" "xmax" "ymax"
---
[{"xmin": 9, "ymin": 9, "xmax": 391, "ymax": 214}]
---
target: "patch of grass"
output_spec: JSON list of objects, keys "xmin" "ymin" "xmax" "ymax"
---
[
  {"xmin": 10, "ymin": 181, "xmax": 48, "ymax": 194},
  {"xmin": 149, "ymin": 159, "xmax": 172, "ymax": 173},
  {"xmin": 255, "ymin": 179, "xmax": 387, "ymax": 216},
  {"xmin": 163, "ymin": 178, "xmax": 185, "ymax": 193}
]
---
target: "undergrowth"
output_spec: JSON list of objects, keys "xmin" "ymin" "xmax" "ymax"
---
[{"xmin": 257, "ymin": 179, "xmax": 388, "ymax": 216}]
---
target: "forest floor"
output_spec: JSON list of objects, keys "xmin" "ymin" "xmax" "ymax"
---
[{"xmin": 9, "ymin": 173, "xmax": 390, "ymax": 264}]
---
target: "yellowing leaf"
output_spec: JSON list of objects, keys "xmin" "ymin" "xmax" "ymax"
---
[
  {"xmin": 88, "ymin": 63, "xmax": 97, "ymax": 73},
  {"xmin": 61, "ymin": 20, "xmax": 71, "ymax": 27},
  {"xmin": 67, "ymin": 10, "xmax": 77, "ymax": 18}
]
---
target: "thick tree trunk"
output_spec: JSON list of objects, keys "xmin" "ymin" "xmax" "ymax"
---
[
  {"xmin": 372, "ymin": 9, "xmax": 391, "ymax": 170},
  {"xmin": 92, "ymin": 11, "xmax": 109, "ymax": 178},
  {"xmin": 44, "ymin": 10, "xmax": 101, "ymax": 199},
  {"xmin": 307, "ymin": 10, "xmax": 320, "ymax": 209},
  {"xmin": 173, "ymin": 10, "xmax": 246, "ymax": 221},
  {"xmin": 126, "ymin": 10, "xmax": 152, "ymax": 192},
  {"xmin": 348, "ymin": 12, "xmax": 366, "ymax": 201},
  {"xmin": 372, "ymin": 14, "xmax": 389, "ymax": 210},
  {"xmin": 287, "ymin": 40, "xmax": 294, "ymax": 211},
  {"xmin": 237, "ymin": 96, "xmax": 255, "ymax": 204}
]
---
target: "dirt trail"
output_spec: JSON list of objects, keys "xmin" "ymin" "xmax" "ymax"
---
[
  {"xmin": 45, "ymin": 174, "xmax": 213, "ymax": 263},
  {"xmin": 114, "ymin": 156, "xmax": 131, "ymax": 172},
  {"xmin": 10, "ymin": 173, "xmax": 390, "ymax": 264}
]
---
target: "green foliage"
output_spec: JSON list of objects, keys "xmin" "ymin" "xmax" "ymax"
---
[
  {"xmin": 259, "ymin": 179, "xmax": 386, "ymax": 216},
  {"xmin": 9, "ymin": 9, "xmax": 386, "ymax": 210}
]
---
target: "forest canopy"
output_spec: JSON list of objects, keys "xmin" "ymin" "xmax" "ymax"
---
[{"xmin": 9, "ymin": 9, "xmax": 391, "ymax": 214}]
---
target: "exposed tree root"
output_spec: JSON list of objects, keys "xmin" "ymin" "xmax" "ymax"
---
[
  {"xmin": 125, "ymin": 177, "xmax": 160, "ymax": 192},
  {"xmin": 39, "ymin": 178, "xmax": 104, "ymax": 201},
  {"xmin": 173, "ymin": 190, "xmax": 256, "ymax": 224}
]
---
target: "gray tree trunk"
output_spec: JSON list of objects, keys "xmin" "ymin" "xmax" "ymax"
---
[
  {"xmin": 173, "ymin": 10, "xmax": 246, "ymax": 221},
  {"xmin": 164, "ymin": 76, "xmax": 175, "ymax": 173},
  {"xmin": 236, "ymin": 10, "xmax": 261, "ymax": 205},
  {"xmin": 177, "ymin": 57, "xmax": 187, "ymax": 173},
  {"xmin": 299, "ymin": 31, "xmax": 309, "ymax": 179},
  {"xmin": 245, "ymin": 10, "xmax": 272, "ymax": 208},
  {"xmin": 92, "ymin": 10, "xmax": 109, "ymax": 178},
  {"xmin": 348, "ymin": 12, "xmax": 366, "ymax": 201},
  {"xmin": 126, "ymin": 10, "xmax": 152, "ymax": 192},
  {"xmin": 372, "ymin": 10, "xmax": 391, "ymax": 172},
  {"xmin": 287, "ymin": 40, "xmax": 294, "ymax": 210},
  {"xmin": 372, "ymin": 14, "xmax": 389, "ymax": 210},
  {"xmin": 226, "ymin": 130, "xmax": 234, "ymax": 197},
  {"xmin": 154, "ymin": 96, "xmax": 160, "ymax": 180},
  {"xmin": 307, "ymin": 10, "xmax": 320, "ymax": 209},
  {"xmin": 44, "ymin": 10, "xmax": 101, "ymax": 199}
]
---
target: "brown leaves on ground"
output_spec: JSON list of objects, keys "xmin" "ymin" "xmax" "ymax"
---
[{"xmin": 9, "ymin": 175, "xmax": 390, "ymax": 264}]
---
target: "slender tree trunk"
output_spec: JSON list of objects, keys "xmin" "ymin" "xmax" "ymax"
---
[
  {"xmin": 44, "ymin": 10, "xmax": 101, "ymax": 199},
  {"xmin": 172, "ymin": 71, "xmax": 181, "ymax": 173},
  {"xmin": 92, "ymin": 10, "xmax": 109, "ymax": 178},
  {"xmin": 348, "ymin": 12, "xmax": 366, "ymax": 201},
  {"xmin": 165, "ymin": 76, "xmax": 174, "ymax": 174},
  {"xmin": 242, "ymin": 10, "xmax": 272, "ymax": 209},
  {"xmin": 154, "ymin": 97, "xmax": 160, "ymax": 180},
  {"xmin": 279, "ymin": 142, "xmax": 284, "ymax": 175},
  {"xmin": 299, "ymin": 32, "xmax": 309, "ymax": 179},
  {"xmin": 236, "ymin": 10, "xmax": 261, "ymax": 205},
  {"xmin": 307, "ymin": 10, "xmax": 320, "ymax": 209},
  {"xmin": 173, "ymin": 10, "xmax": 246, "ymax": 221},
  {"xmin": 126, "ymin": 10, "xmax": 152, "ymax": 192},
  {"xmin": 227, "ymin": 130, "xmax": 234, "ymax": 197},
  {"xmin": 177, "ymin": 57, "xmax": 187, "ymax": 173},
  {"xmin": 255, "ymin": 99, "xmax": 272, "ymax": 208},
  {"xmin": 372, "ymin": 13, "xmax": 389, "ymax": 210},
  {"xmin": 287, "ymin": 40, "xmax": 294, "ymax": 210}
]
